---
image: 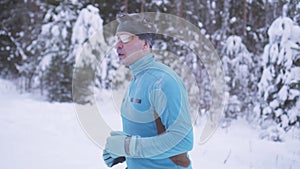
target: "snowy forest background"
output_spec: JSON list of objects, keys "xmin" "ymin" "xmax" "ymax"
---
[{"xmin": 0, "ymin": 0, "xmax": 300, "ymax": 143}]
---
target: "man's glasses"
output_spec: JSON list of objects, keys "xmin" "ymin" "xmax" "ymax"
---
[{"xmin": 117, "ymin": 34, "xmax": 134, "ymax": 44}]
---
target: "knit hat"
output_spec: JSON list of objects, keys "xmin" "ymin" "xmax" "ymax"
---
[{"xmin": 116, "ymin": 13, "xmax": 156, "ymax": 35}]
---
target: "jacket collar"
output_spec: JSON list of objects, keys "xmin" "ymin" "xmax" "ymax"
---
[{"xmin": 129, "ymin": 53, "xmax": 155, "ymax": 76}]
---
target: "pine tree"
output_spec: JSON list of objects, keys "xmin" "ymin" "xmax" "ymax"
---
[
  {"xmin": 257, "ymin": 17, "xmax": 300, "ymax": 141},
  {"xmin": 0, "ymin": 0, "xmax": 44, "ymax": 88},
  {"xmin": 44, "ymin": 54, "xmax": 73, "ymax": 102},
  {"xmin": 71, "ymin": 4, "xmax": 109, "ymax": 104},
  {"xmin": 283, "ymin": 0, "xmax": 300, "ymax": 23},
  {"xmin": 222, "ymin": 35, "xmax": 257, "ymax": 121}
]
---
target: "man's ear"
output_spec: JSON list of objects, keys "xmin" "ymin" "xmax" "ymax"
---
[{"xmin": 143, "ymin": 41, "xmax": 151, "ymax": 50}]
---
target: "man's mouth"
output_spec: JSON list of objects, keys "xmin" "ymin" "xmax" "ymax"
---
[{"xmin": 118, "ymin": 53, "xmax": 126, "ymax": 60}]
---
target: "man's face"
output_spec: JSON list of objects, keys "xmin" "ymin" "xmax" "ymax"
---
[{"xmin": 115, "ymin": 32, "xmax": 147, "ymax": 66}]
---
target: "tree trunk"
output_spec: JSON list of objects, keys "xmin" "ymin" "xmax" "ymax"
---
[
  {"xmin": 124, "ymin": 0, "xmax": 128, "ymax": 13},
  {"xmin": 177, "ymin": 0, "xmax": 183, "ymax": 18},
  {"xmin": 264, "ymin": 1, "xmax": 270, "ymax": 26},
  {"xmin": 243, "ymin": 0, "xmax": 247, "ymax": 36},
  {"xmin": 141, "ymin": 0, "xmax": 145, "ymax": 13},
  {"xmin": 40, "ymin": 69, "xmax": 44, "ymax": 96},
  {"xmin": 222, "ymin": 0, "xmax": 230, "ymax": 40}
]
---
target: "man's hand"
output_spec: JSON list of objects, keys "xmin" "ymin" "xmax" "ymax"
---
[
  {"xmin": 105, "ymin": 131, "xmax": 128, "ymax": 156},
  {"xmin": 102, "ymin": 149, "xmax": 125, "ymax": 167},
  {"xmin": 105, "ymin": 131, "xmax": 139, "ymax": 157}
]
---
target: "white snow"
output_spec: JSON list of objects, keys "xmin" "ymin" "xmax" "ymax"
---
[
  {"xmin": 198, "ymin": 22, "xmax": 203, "ymax": 28},
  {"xmin": 290, "ymin": 101, "xmax": 300, "ymax": 123},
  {"xmin": 0, "ymin": 79, "xmax": 106, "ymax": 169},
  {"xmin": 268, "ymin": 17, "xmax": 293, "ymax": 44},
  {"xmin": 51, "ymin": 25, "xmax": 60, "ymax": 37},
  {"xmin": 281, "ymin": 114, "xmax": 289, "ymax": 128},
  {"xmin": 19, "ymin": 31, "xmax": 24, "ymax": 37},
  {"xmin": 1, "ymin": 78, "xmax": 300, "ymax": 169},
  {"xmin": 274, "ymin": 109, "xmax": 283, "ymax": 117},
  {"xmin": 224, "ymin": 35, "xmax": 246, "ymax": 57},
  {"xmin": 259, "ymin": 16, "xmax": 300, "ymax": 131},
  {"xmin": 269, "ymin": 43, "xmax": 279, "ymax": 63},
  {"xmin": 270, "ymin": 99, "xmax": 279, "ymax": 109},
  {"xmin": 211, "ymin": 1, "xmax": 216, "ymax": 9},
  {"xmin": 153, "ymin": 0, "xmax": 163, "ymax": 6},
  {"xmin": 71, "ymin": 5, "xmax": 103, "ymax": 46},
  {"xmin": 262, "ymin": 106, "xmax": 272, "ymax": 116},
  {"xmin": 278, "ymin": 85, "xmax": 288, "ymax": 101},
  {"xmin": 229, "ymin": 17, "xmax": 237, "ymax": 24},
  {"xmin": 72, "ymin": 4, "xmax": 108, "ymax": 72},
  {"xmin": 38, "ymin": 54, "xmax": 52, "ymax": 70},
  {"xmin": 62, "ymin": 27, "xmax": 67, "ymax": 39},
  {"xmin": 71, "ymin": 0, "xmax": 78, "ymax": 4},
  {"xmin": 41, "ymin": 23, "xmax": 51, "ymax": 36}
]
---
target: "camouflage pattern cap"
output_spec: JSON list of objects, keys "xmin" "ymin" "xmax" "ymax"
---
[{"xmin": 116, "ymin": 13, "xmax": 156, "ymax": 35}]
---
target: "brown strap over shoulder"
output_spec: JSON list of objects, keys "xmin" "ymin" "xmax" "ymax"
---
[{"xmin": 154, "ymin": 111, "xmax": 190, "ymax": 167}]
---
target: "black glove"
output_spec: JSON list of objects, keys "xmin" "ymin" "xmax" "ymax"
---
[{"xmin": 103, "ymin": 149, "xmax": 126, "ymax": 167}]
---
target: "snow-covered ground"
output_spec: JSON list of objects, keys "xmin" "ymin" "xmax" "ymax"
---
[{"xmin": 1, "ymin": 78, "xmax": 299, "ymax": 169}]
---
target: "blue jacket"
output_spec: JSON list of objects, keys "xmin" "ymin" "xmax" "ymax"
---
[{"xmin": 121, "ymin": 53, "xmax": 193, "ymax": 169}]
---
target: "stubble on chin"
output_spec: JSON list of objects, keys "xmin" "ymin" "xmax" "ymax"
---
[{"xmin": 121, "ymin": 50, "xmax": 148, "ymax": 66}]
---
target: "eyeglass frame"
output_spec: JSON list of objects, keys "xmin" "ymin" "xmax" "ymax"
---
[{"xmin": 116, "ymin": 33, "xmax": 135, "ymax": 44}]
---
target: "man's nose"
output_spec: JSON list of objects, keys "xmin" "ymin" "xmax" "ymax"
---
[{"xmin": 116, "ymin": 41, "xmax": 123, "ymax": 49}]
